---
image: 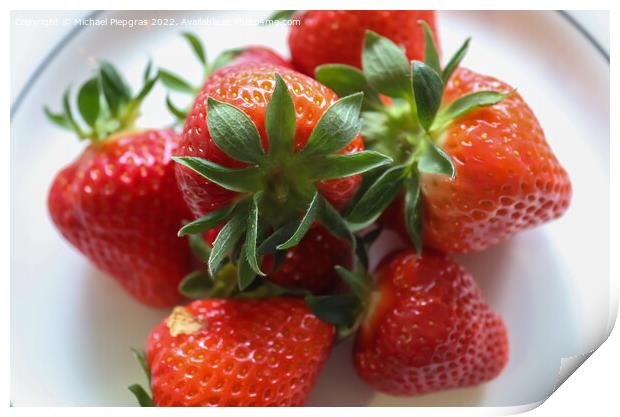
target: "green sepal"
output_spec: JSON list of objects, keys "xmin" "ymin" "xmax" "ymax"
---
[
  {"xmin": 244, "ymin": 194, "xmax": 265, "ymax": 276},
  {"xmin": 266, "ymin": 73, "xmax": 296, "ymax": 156},
  {"xmin": 158, "ymin": 69, "xmax": 197, "ymax": 94},
  {"xmin": 237, "ymin": 279, "xmax": 310, "ymax": 299},
  {"xmin": 362, "ymin": 31, "xmax": 412, "ymax": 99},
  {"xmin": 179, "ymin": 271, "xmax": 212, "ymax": 298},
  {"xmin": 208, "ymin": 208, "xmax": 247, "ymax": 276},
  {"xmin": 165, "ymin": 95, "xmax": 188, "ymax": 121},
  {"xmin": 182, "ymin": 32, "xmax": 207, "ymax": 67},
  {"xmin": 432, "ymin": 90, "xmax": 509, "ymax": 131},
  {"xmin": 178, "ymin": 204, "xmax": 236, "ymax": 236},
  {"xmin": 442, "ymin": 38, "xmax": 470, "ymax": 84},
  {"xmin": 172, "ymin": 156, "xmax": 263, "ymax": 193},
  {"xmin": 142, "ymin": 59, "xmax": 153, "ymax": 82},
  {"xmin": 411, "ymin": 61, "xmax": 443, "ymax": 131},
  {"xmin": 99, "ymin": 60, "xmax": 131, "ymax": 117},
  {"xmin": 306, "ymin": 151, "xmax": 393, "ymax": 180},
  {"xmin": 306, "ymin": 293, "xmax": 361, "ymax": 338},
  {"xmin": 418, "ymin": 140, "xmax": 456, "ymax": 178},
  {"xmin": 210, "ymin": 47, "xmax": 245, "ymax": 72},
  {"xmin": 300, "ymin": 92, "xmax": 364, "ymax": 157},
  {"xmin": 130, "ymin": 348, "xmax": 150, "ymax": 384},
  {"xmin": 43, "ymin": 107, "xmax": 71, "ymax": 130},
  {"xmin": 188, "ymin": 233, "xmax": 211, "ymax": 263},
  {"xmin": 207, "ymin": 97, "xmax": 265, "ymax": 164},
  {"xmin": 62, "ymin": 87, "xmax": 86, "ymax": 138},
  {"xmin": 77, "ymin": 77, "xmax": 100, "ymax": 128},
  {"xmin": 237, "ymin": 244, "xmax": 259, "ymax": 290},
  {"xmin": 257, "ymin": 221, "xmax": 299, "ymax": 255},
  {"xmin": 403, "ymin": 173, "xmax": 423, "ymax": 254},
  {"xmin": 263, "ymin": 10, "xmax": 297, "ymax": 23},
  {"xmin": 345, "ymin": 165, "xmax": 406, "ymax": 230},
  {"xmin": 277, "ymin": 192, "xmax": 320, "ymax": 250},
  {"xmin": 335, "ymin": 266, "xmax": 367, "ymax": 300},
  {"xmin": 354, "ymin": 227, "xmax": 382, "ymax": 270},
  {"xmin": 128, "ymin": 384, "xmax": 154, "ymax": 407},
  {"xmin": 419, "ymin": 20, "xmax": 441, "ymax": 75},
  {"xmin": 317, "ymin": 196, "xmax": 356, "ymax": 249},
  {"xmin": 314, "ymin": 64, "xmax": 381, "ymax": 110}
]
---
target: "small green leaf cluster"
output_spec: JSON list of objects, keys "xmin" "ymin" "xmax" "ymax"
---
[{"xmin": 44, "ymin": 60, "xmax": 158, "ymax": 142}]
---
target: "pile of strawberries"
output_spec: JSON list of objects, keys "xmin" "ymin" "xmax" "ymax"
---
[{"xmin": 45, "ymin": 11, "xmax": 571, "ymax": 406}]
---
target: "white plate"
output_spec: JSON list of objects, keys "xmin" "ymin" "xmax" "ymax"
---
[{"xmin": 10, "ymin": 10, "xmax": 610, "ymax": 406}]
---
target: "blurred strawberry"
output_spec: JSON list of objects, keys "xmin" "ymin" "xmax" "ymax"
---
[{"xmin": 46, "ymin": 61, "xmax": 193, "ymax": 307}]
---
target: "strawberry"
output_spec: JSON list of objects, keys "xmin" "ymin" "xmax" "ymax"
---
[
  {"xmin": 284, "ymin": 10, "xmax": 439, "ymax": 76},
  {"xmin": 46, "ymin": 61, "xmax": 193, "ymax": 307},
  {"xmin": 353, "ymin": 249, "xmax": 509, "ymax": 396},
  {"xmin": 159, "ymin": 32, "xmax": 291, "ymax": 121},
  {"xmin": 172, "ymin": 62, "xmax": 391, "ymax": 290},
  {"xmin": 130, "ymin": 298, "xmax": 334, "ymax": 406},
  {"xmin": 317, "ymin": 27, "xmax": 571, "ymax": 254}
]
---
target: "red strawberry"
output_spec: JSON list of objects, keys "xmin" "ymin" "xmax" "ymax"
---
[
  {"xmin": 46, "ymin": 62, "xmax": 193, "ymax": 307},
  {"xmin": 354, "ymin": 249, "xmax": 509, "ymax": 396},
  {"xmin": 140, "ymin": 298, "xmax": 334, "ymax": 406},
  {"xmin": 321, "ymin": 30, "xmax": 571, "ymax": 254},
  {"xmin": 380, "ymin": 67, "xmax": 572, "ymax": 252},
  {"xmin": 172, "ymin": 62, "xmax": 389, "ymax": 289},
  {"xmin": 288, "ymin": 10, "xmax": 439, "ymax": 75}
]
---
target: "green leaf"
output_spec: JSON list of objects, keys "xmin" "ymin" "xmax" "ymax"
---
[
  {"xmin": 314, "ymin": 64, "xmax": 381, "ymax": 110},
  {"xmin": 266, "ymin": 73, "xmax": 296, "ymax": 156},
  {"xmin": 172, "ymin": 156, "xmax": 262, "ymax": 193},
  {"xmin": 334, "ymin": 266, "xmax": 367, "ymax": 300},
  {"xmin": 362, "ymin": 31, "xmax": 412, "ymax": 99},
  {"xmin": 188, "ymin": 233, "xmax": 211, "ymax": 262},
  {"xmin": 403, "ymin": 173, "xmax": 423, "ymax": 253},
  {"xmin": 182, "ymin": 32, "xmax": 207, "ymax": 66},
  {"xmin": 130, "ymin": 348, "xmax": 150, "ymax": 384},
  {"xmin": 133, "ymin": 74, "xmax": 158, "ymax": 104},
  {"xmin": 307, "ymin": 151, "xmax": 392, "ymax": 180},
  {"xmin": 128, "ymin": 384, "xmax": 154, "ymax": 407},
  {"xmin": 442, "ymin": 38, "xmax": 470, "ymax": 84},
  {"xmin": 178, "ymin": 204, "xmax": 236, "ymax": 236},
  {"xmin": 346, "ymin": 165, "xmax": 406, "ymax": 228},
  {"xmin": 277, "ymin": 192, "xmax": 321, "ymax": 250},
  {"xmin": 43, "ymin": 107, "xmax": 71, "ymax": 130},
  {"xmin": 208, "ymin": 209, "xmax": 247, "ymax": 276},
  {"xmin": 317, "ymin": 196, "xmax": 355, "ymax": 248},
  {"xmin": 432, "ymin": 91, "xmax": 508, "ymax": 130},
  {"xmin": 244, "ymin": 194, "xmax": 265, "ymax": 275},
  {"xmin": 420, "ymin": 20, "xmax": 441, "ymax": 75},
  {"xmin": 143, "ymin": 59, "xmax": 153, "ymax": 82},
  {"xmin": 99, "ymin": 61, "xmax": 131, "ymax": 116},
  {"xmin": 418, "ymin": 141, "xmax": 455, "ymax": 178},
  {"xmin": 207, "ymin": 97, "xmax": 265, "ymax": 164},
  {"xmin": 264, "ymin": 10, "xmax": 296, "ymax": 23},
  {"xmin": 237, "ymin": 246, "xmax": 259, "ymax": 290},
  {"xmin": 210, "ymin": 48, "xmax": 244, "ymax": 72},
  {"xmin": 257, "ymin": 222, "xmax": 299, "ymax": 255},
  {"xmin": 62, "ymin": 87, "xmax": 85, "ymax": 137},
  {"xmin": 178, "ymin": 271, "xmax": 213, "ymax": 299},
  {"xmin": 77, "ymin": 77, "xmax": 100, "ymax": 127},
  {"xmin": 305, "ymin": 294, "xmax": 360, "ymax": 328},
  {"xmin": 301, "ymin": 92, "xmax": 363, "ymax": 157},
  {"xmin": 165, "ymin": 95, "xmax": 188, "ymax": 121},
  {"xmin": 411, "ymin": 61, "xmax": 443, "ymax": 131},
  {"xmin": 158, "ymin": 69, "xmax": 197, "ymax": 94}
]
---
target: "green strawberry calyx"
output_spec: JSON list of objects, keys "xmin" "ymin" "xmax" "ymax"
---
[
  {"xmin": 44, "ymin": 60, "xmax": 158, "ymax": 143},
  {"xmin": 173, "ymin": 72, "xmax": 392, "ymax": 291},
  {"xmin": 315, "ymin": 23, "xmax": 510, "ymax": 253},
  {"xmin": 159, "ymin": 32, "xmax": 259, "ymax": 122},
  {"xmin": 128, "ymin": 348, "xmax": 154, "ymax": 407}
]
